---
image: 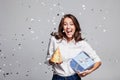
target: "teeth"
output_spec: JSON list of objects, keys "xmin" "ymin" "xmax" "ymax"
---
[{"xmin": 67, "ymin": 30, "xmax": 72, "ymax": 33}]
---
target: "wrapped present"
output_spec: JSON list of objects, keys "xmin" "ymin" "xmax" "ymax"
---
[
  {"xmin": 70, "ymin": 51, "xmax": 95, "ymax": 72},
  {"xmin": 50, "ymin": 47, "xmax": 63, "ymax": 63}
]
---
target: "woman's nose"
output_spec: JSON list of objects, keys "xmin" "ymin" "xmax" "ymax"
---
[{"xmin": 66, "ymin": 24, "xmax": 71, "ymax": 28}]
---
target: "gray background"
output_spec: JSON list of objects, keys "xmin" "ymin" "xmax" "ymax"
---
[{"xmin": 0, "ymin": 0, "xmax": 120, "ymax": 80}]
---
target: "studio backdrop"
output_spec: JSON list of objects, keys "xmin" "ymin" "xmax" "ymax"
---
[{"xmin": 0, "ymin": 0, "xmax": 120, "ymax": 80}]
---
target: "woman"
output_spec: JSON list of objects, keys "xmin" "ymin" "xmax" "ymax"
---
[{"xmin": 46, "ymin": 14, "xmax": 102, "ymax": 80}]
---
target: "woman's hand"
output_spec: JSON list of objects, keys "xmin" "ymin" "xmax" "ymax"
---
[
  {"xmin": 77, "ymin": 61, "xmax": 102, "ymax": 77},
  {"xmin": 49, "ymin": 60, "xmax": 55, "ymax": 65},
  {"xmin": 49, "ymin": 60, "xmax": 63, "ymax": 65},
  {"xmin": 77, "ymin": 70, "xmax": 92, "ymax": 77}
]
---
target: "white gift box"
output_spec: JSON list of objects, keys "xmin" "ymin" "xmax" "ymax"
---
[{"xmin": 70, "ymin": 51, "xmax": 95, "ymax": 72}]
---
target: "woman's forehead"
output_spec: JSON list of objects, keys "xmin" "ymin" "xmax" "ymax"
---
[{"xmin": 64, "ymin": 17, "xmax": 73, "ymax": 23}]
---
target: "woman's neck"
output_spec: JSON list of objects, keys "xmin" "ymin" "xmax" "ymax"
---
[{"xmin": 66, "ymin": 37, "xmax": 73, "ymax": 43}]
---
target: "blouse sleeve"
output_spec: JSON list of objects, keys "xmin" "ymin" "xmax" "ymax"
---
[
  {"xmin": 82, "ymin": 41, "xmax": 101, "ymax": 62},
  {"xmin": 45, "ymin": 36, "xmax": 55, "ymax": 66}
]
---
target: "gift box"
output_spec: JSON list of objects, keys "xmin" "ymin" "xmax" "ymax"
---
[{"xmin": 70, "ymin": 51, "xmax": 95, "ymax": 72}]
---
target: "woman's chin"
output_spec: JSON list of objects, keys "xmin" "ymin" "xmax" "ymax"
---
[{"xmin": 66, "ymin": 35, "xmax": 73, "ymax": 39}]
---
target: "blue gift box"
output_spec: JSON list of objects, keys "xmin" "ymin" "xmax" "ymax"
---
[{"xmin": 70, "ymin": 51, "xmax": 95, "ymax": 72}]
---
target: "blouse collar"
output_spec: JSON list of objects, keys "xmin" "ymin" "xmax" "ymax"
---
[{"xmin": 62, "ymin": 37, "xmax": 76, "ymax": 44}]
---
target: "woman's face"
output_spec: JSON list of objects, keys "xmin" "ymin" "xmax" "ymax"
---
[{"xmin": 63, "ymin": 17, "xmax": 76, "ymax": 39}]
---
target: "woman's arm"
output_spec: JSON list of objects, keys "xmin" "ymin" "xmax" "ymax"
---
[
  {"xmin": 45, "ymin": 36, "xmax": 54, "ymax": 66},
  {"xmin": 77, "ymin": 41, "xmax": 102, "ymax": 77},
  {"xmin": 78, "ymin": 61, "xmax": 102, "ymax": 77}
]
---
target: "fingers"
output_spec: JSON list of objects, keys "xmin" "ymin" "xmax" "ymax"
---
[
  {"xmin": 56, "ymin": 61, "xmax": 63, "ymax": 64},
  {"xmin": 49, "ymin": 60, "xmax": 63, "ymax": 65},
  {"xmin": 77, "ymin": 72, "xmax": 87, "ymax": 77},
  {"xmin": 77, "ymin": 70, "xmax": 92, "ymax": 77}
]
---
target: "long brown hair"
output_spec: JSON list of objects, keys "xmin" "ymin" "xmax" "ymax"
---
[{"xmin": 51, "ymin": 14, "xmax": 84, "ymax": 42}]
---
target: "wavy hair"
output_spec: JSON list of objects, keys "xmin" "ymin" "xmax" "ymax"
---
[{"xmin": 51, "ymin": 14, "xmax": 84, "ymax": 42}]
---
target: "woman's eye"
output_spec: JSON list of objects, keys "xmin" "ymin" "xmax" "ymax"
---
[
  {"xmin": 63, "ymin": 23, "xmax": 67, "ymax": 26},
  {"xmin": 70, "ymin": 24, "xmax": 74, "ymax": 26},
  {"xmin": 63, "ymin": 23, "xmax": 74, "ymax": 26}
]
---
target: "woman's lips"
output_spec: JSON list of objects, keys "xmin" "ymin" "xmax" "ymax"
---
[
  {"xmin": 65, "ymin": 29, "xmax": 73, "ymax": 36},
  {"xmin": 66, "ymin": 29, "xmax": 72, "ymax": 33}
]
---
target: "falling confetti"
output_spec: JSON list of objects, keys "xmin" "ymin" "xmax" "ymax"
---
[
  {"xmin": 3, "ymin": 64, "xmax": 6, "ymax": 66},
  {"xmin": 30, "ymin": 18, "xmax": 35, "ymax": 22},
  {"xmin": 82, "ymin": 4, "xmax": 86, "ymax": 10},
  {"xmin": 103, "ymin": 29, "xmax": 107, "ymax": 32},
  {"xmin": 61, "ymin": 12, "xmax": 65, "ymax": 15},
  {"xmin": 28, "ymin": 27, "xmax": 32, "ymax": 30},
  {"xmin": 0, "ymin": 0, "xmax": 119, "ymax": 80},
  {"xmin": 57, "ymin": 13, "xmax": 60, "ymax": 16},
  {"xmin": 45, "ymin": 71, "xmax": 47, "ymax": 74},
  {"xmin": 41, "ymin": 2, "xmax": 46, "ymax": 6},
  {"xmin": 18, "ymin": 43, "xmax": 22, "ymax": 46},
  {"xmin": 91, "ymin": 8, "xmax": 94, "ymax": 11},
  {"xmin": 30, "ymin": 30, "xmax": 35, "ymax": 34},
  {"xmin": 39, "ymin": 62, "xmax": 42, "ymax": 65},
  {"xmin": 100, "ymin": 9, "xmax": 102, "ymax": 12},
  {"xmin": 103, "ymin": 16, "xmax": 106, "ymax": 20},
  {"xmin": 9, "ymin": 64, "xmax": 12, "ymax": 66},
  {"xmin": 54, "ymin": 28, "xmax": 56, "ymax": 30},
  {"xmin": 41, "ymin": 41, "xmax": 44, "ymax": 44},
  {"xmin": 38, "ymin": 19, "xmax": 41, "ymax": 22},
  {"xmin": 53, "ymin": 4, "xmax": 57, "ymax": 7},
  {"xmin": 21, "ymin": 34, "xmax": 24, "ymax": 36},
  {"xmin": 25, "ymin": 74, "xmax": 29, "ymax": 77},
  {"xmin": 79, "ymin": 12, "xmax": 82, "ymax": 15},
  {"xmin": 28, "ymin": 5, "xmax": 31, "ymax": 8},
  {"xmin": 16, "ymin": 72, "xmax": 19, "ymax": 75}
]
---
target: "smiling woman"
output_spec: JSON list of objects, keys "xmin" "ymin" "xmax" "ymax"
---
[
  {"xmin": 63, "ymin": 17, "xmax": 76, "ymax": 42},
  {"xmin": 55, "ymin": 14, "xmax": 84, "ymax": 42},
  {"xmin": 46, "ymin": 14, "xmax": 102, "ymax": 80}
]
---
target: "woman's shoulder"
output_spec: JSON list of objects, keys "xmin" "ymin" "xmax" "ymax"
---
[
  {"xmin": 77, "ymin": 40, "xmax": 90, "ymax": 46},
  {"xmin": 50, "ymin": 36, "xmax": 56, "ymax": 41},
  {"xmin": 77, "ymin": 40, "xmax": 87, "ymax": 44},
  {"xmin": 50, "ymin": 36, "xmax": 60, "ymax": 42}
]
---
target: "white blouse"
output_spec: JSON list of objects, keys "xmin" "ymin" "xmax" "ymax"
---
[{"xmin": 46, "ymin": 36, "xmax": 101, "ymax": 77}]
